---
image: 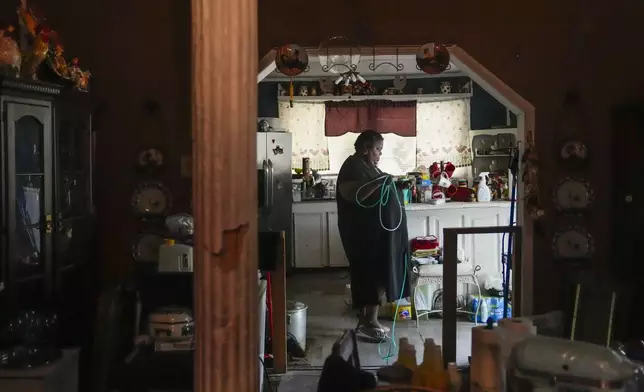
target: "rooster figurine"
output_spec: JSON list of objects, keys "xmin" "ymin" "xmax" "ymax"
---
[
  {"xmin": 20, "ymin": 27, "xmax": 53, "ymax": 80},
  {"xmin": 69, "ymin": 58, "xmax": 90, "ymax": 92},
  {"xmin": 50, "ymin": 44, "xmax": 69, "ymax": 79},
  {"xmin": 18, "ymin": 6, "xmax": 55, "ymax": 80},
  {"xmin": 0, "ymin": 26, "xmax": 21, "ymax": 76}
]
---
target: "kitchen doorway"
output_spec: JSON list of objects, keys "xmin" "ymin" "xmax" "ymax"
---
[{"xmin": 257, "ymin": 45, "xmax": 535, "ymax": 371}]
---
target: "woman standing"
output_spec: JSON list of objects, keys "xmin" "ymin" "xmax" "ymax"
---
[{"xmin": 336, "ymin": 130, "xmax": 410, "ymax": 341}]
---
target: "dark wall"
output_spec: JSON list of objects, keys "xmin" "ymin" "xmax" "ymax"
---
[{"xmin": 21, "ymin": 0, "xmax": 644, "ymax": 313}]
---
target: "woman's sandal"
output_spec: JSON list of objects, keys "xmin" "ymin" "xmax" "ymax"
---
[{"xmin": 355, "ymin": 324, "xmax": 390, "ymax": 342}]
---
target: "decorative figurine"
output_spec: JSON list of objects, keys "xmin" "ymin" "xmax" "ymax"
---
[
  {"xmin": 69, "ymin": 58, "xmax": 90, "ymax": 92},
  {"xmin": 0, "ymin": 26, "xmax": 21, "ymax": 77},
  {"xmin": 50, "ymin": 44, "xmax": 69, "ymax": 78}
]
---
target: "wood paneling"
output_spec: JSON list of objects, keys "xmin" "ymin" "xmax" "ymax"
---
[
  {"xmin": 28, "ymin": 0, "xmax": 644, "ymax": 316},
  {"xmin": 191, "ymin": 0, "xmax": 258, "ymax": 389}
]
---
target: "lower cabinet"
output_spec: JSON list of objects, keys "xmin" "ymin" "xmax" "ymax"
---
[
  {"xmin": 327, "ymin": 212, "xmax": 349, "ymax": 267},
  {"xmin": 292, "ymin": 202, "xmax": 512, "ymax": 276},
  {"xmin": 292, "ymin": 213, "xmax": 327, "ymax": 268},
  {"xmin": 292, "ymin": 211, "xmax": 349, "ymax": 268}
]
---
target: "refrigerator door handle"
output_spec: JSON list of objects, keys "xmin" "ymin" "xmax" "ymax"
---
[
  {"xmin": 268, "ymin": 159, "xmax": 275, "ymax": 210},
  {"xmin": 262, "ymin": 160, "xmax": 270, "ymax": 208}
]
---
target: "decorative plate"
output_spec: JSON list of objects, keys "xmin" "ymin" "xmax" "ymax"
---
[
  {"xmin": 131, "ymin": 182, "xmax": 172, "ymax": 216},
  {"xmin": 560, "ymin": 140, "xmax": 588, "ymax": 161},
  {"xmin": 132, "ymin": 233, "xmax": 165, "ymax": 262},
  {"xmin": 553, "ymin": 177, "xmax": 594, "ymax": 212},
  {"xmin": 136, "ymin": 148, "xmax": 165, "ymax": 169},
  {"xmin": 552, "ymin": 226, "xmax": 595, "ymax": 260}
]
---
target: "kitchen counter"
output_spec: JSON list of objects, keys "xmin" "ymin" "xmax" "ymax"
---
[
  {"xmin": 293, "ymin": 200, "xmax": 510, "ymax": 213},
  {"xmin": 291, "ymin": 200, "xmax": 513, "ymax": 287}
]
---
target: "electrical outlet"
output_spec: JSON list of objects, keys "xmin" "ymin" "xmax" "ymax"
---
[{"xmin": 181, "ymin": 155, "xmax": 192, "ymax": 178}]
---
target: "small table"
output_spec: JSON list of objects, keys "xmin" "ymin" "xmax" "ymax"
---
[
  {"xmin": 412, "ymin": 263, "xmax": 483, "ymax": 328},
  {"xmin": 0, "ymin": 348, "xmax": 80, "ymax": 392}
]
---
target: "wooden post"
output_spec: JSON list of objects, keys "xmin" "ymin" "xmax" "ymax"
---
[{"xmin": 191, "ymin": 0, "xmax": 258, "ymax": 390}]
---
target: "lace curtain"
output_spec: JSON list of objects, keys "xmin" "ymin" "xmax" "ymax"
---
[
  {"xmin": 278, "ymin": 102, "xmax": 329, "ymax": 169},
  {"xmin": 415, "ymin": 99, "xmax": 472, "ymax": 168},
  {"xmin": 278, "ymin": 99, "xmax": 472, "ymax": 172}
]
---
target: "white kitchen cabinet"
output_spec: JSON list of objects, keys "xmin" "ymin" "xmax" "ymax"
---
[
  {"xmin": 327, "ymin": 212, "xmax": 349, "ymax": 267},
  {"xmin": 292, "ymin": 213, "xmax": 327, "ymax": 268},
  {"xmin": 462, "ymin": 207, "xmax": 509, "ymax": 280},
  {"xmin": 406, "ymin": 213, "xmax": 429, "ymax": 238},
  {"xmin": 291, "ymin": 202, "xmax": 513, "ymax": 288},
  {"xmin": 427, "ymin": 210, "xmax": 467, "ymax": 251}
]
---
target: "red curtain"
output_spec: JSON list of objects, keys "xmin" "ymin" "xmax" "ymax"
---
[{"xmin": 324, "ymin": 100, "xmax": 417, "ymax": 137}]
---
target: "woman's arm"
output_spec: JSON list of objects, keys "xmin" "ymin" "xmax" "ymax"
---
[
  {"xmin": 340, "ymin": 174, "xmax": 389, "ymax": 204},
  {"xmin": 339, "ymin": 176, "xmax": 386, "ymax": 203}
]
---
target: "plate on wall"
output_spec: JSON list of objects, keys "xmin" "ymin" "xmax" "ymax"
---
[
  {"xmin": 560, "ymin": 140, "xmax": 588, "ymax": 161},
  {"xmin": 553, "ymin": 177, "xmax": 594, "ymax": 213},
  {"xmin": 132, "ymin": 232, "xmax": 165, "ymax": 262},
  {"xmin": 552, "ymin": 226, "xmax": 595, "ymax": 260},
  {"xmin": 136, "ymin": 147, "xmax": 165, "ymax": 170},
  {"xmin": 131, "ymin": 182, "xmax": 172, "ymax": 217}
]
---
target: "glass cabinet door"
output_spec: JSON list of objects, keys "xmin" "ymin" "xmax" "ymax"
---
[
  {"xmin": 54, "ymin": 112, "xmax": 93, "ymax": 269},
  {"xmin": 6, "ymin": 102, "xmax": 53, "ymax": 286}
]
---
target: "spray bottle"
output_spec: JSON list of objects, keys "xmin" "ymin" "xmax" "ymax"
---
[{"xmin": 476, "ymin": 172, "xmax": 492, "ymax": 202}]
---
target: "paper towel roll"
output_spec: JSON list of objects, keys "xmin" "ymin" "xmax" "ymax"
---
[{"xmin": 470, "ymin": 326, "xmax": 503, "ymax": 392}]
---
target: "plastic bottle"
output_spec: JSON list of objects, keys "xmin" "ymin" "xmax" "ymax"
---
[
  {"xmin": 413, "ymin": 339, "xmax": 449, "ymax": 391},
  {"xmin": 427, "ymin": 345, "xmax": 450, "ymax": 391},
  {"xmin": 480, "ymin": 298, "xmax": 489, "ymax": 324},
  {"xmin": 394, "ymin": 337, "xmax": 417, "ymax": 370},
  {"xmin": 412, "ymin": 338, "xmax": 434, "ymax": 387},
  {"xmin": 476, "ymin": 172, "xmax": 491, "ymax": 202},
  {"xmin": 447, "ymin": 362, "xmax": 462, "ymax": 392}
]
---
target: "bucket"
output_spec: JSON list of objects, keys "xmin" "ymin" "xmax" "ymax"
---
[
  {"xmin": 391, "ymin": 300, "xmax": 412, "ymax": 321},
  {"xmin": 287, "ymin": 301, "xmax": 308, "ymax": 351}
]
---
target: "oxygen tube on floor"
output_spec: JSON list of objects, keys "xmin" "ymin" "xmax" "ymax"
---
[{"xmin": 355, "ymin": 174, "xmax": 408, "ymax": 363}]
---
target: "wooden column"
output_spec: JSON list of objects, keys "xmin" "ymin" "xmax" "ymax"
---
[{"xmin": 191, "ymin": 0, "xmax": 258, "ymax": 390}]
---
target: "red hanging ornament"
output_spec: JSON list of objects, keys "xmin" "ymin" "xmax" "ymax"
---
[
  {"xmin": 275, "ymin": 44, "xmax": 309, "ymax": 107},
  {"xmin": 416, "ymin": 43, "xmax": 451, "ymax": 75}
]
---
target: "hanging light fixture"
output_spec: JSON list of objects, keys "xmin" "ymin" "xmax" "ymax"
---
[
  {"xmin": 317, "ymin": 36, "xmax": 361, "ymax": 74},
  {"xmin": 333, "ymin": 70, "xmax": 366, "ymax": 86}
]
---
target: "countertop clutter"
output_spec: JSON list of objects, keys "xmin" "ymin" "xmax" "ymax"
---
[
  {"xmin": 290, "ymin": 160, "xmax": 514, "ymax": 280},
  {"xmin": 295, "ymin": 159, "xmax": 513, "ymax": 205}
]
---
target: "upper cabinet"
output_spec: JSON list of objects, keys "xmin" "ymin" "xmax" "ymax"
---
[{"xmin": 469, "ymin": 83, "xmax": 517, "ymax": 130}]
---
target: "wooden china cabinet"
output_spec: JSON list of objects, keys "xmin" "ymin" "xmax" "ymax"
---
[{"xmin": 0, "ymin": 77, "xmax": 95, "ymax": 340}]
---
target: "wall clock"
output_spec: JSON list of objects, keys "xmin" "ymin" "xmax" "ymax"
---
[
  {"xmin": 131, "ymin": 182, "xmax": 172, "ymax": 217},
  {"xmin": 552, "ymin": 177, "xmax": 594, "ymax": 213},
  {"xmin": 552, "ymin": 226, "xmax": 595, "ymax": 260}
]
